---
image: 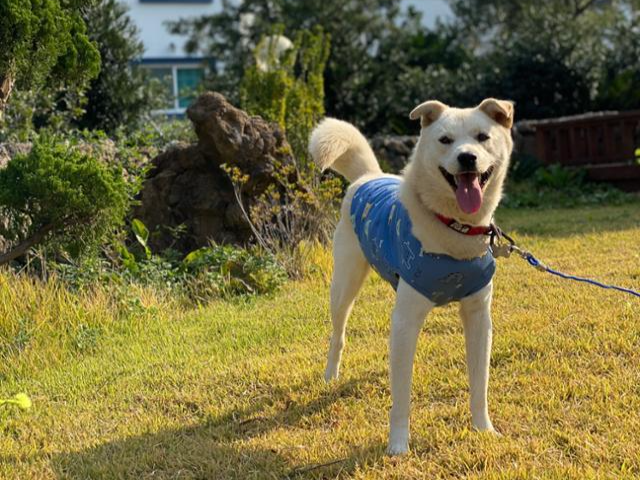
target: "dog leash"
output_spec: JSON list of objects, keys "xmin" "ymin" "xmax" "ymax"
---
[{"xmin": 488, "ymin": 224, "xmax": 640, "ymax": 299}]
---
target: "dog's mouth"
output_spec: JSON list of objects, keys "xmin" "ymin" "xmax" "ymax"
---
[{"xmin": 439, "ymin": 166, "xmax": 494, "ymax": 214}]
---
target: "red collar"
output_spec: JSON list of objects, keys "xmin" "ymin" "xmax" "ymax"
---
[{"xmin": 435, "ymin": 213, "xmax": 492, "ymax": 236}]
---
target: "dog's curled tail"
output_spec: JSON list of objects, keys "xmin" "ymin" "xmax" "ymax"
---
[{"xmin": 309, "ymin": 118, "xmax": 382, "ymax": 183}]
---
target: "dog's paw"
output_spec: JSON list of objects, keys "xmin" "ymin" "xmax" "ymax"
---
[
  {"xmin": 386, "ymin": 441, "xmax": 409, "ymax": 456},
  {"xmin": 324, "ymin": 364, "xmax": 339, "ymax": 382},
  {"xmin": 387, "ymin": 428, "xmax": 410, "ymax": 455},
  {"xmin": 473, "ymin": 421, "xmax": 500, "ymax": 436}
]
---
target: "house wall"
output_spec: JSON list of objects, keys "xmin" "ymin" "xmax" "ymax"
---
[{"xmin": 121, "ymin": 0, "xmax": 218, "ymax": 60}]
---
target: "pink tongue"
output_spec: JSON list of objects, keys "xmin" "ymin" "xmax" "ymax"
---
[{"xmin": 455, "ymin": 173, "xmax": 483, "ymax": 214}]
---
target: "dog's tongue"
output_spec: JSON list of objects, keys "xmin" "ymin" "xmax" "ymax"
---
[{"xmin": 455, "ymin": 173, "xmax": 483, "ymax": 214}]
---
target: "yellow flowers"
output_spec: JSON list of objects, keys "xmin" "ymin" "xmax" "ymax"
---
[{"xmin": 0, "ymin": 392, "xmax": 32, "ymax": 410}]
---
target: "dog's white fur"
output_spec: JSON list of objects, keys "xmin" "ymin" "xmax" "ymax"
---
[{"xmin": 309, "ymin": 98, "xmax": 514, "ymax": 455}]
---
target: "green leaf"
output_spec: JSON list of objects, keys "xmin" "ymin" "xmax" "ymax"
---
[
  {"xmin": 131, "ymin": 218, "xmax": 149, "ymax": 246},
  {"xmin": 131, "ymin": 218, "xmax": 151, "ymax": 259},
  {"xmin": 183, "ymin": 248, "xmax": 207, "ymax": 265},
  {"xmin": 116, "ymin": 243, "xmax": 138, "ymax": 272}
]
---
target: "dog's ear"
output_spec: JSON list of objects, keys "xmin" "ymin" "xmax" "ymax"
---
[
  {"xmin": 409, "ymin": 100, "xmax": 448, "ymax": 128},
  {"xmin": 478, "ymin": 98, "xmax": 514, "ymax": 129}
]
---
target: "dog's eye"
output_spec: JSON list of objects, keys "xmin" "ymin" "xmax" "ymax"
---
[
  {"xmin": 438, "ymin": 136, "xmax": 453, "ymax": 145},
  {"xmin": 477, "ymin": 132, "xmax": 490, "ymax": 142}
]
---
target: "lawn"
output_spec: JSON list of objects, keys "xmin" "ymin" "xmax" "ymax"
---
[{"xmin": 1, "ymin": 203, "xmax": 640, "ymax": 479}]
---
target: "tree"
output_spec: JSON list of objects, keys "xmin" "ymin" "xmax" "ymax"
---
[
  {"xmin": 447, "ymin": 0, "xmax": 618, "ymax": 47},
  {"xmin": 76, "ymin": 0, "xmax": 158, "ymax": 134},
  {"xmin": 473, "ymin": 11, "xmax": 602, "ymax": 119},
  {"xmin": 169, "ymin": 0, "xmax": 422, "ymax": 132},
  {"xmin": 447, "ymin": 0, "xmax": 640, "ymax": 117},
  {"xmin": 596, "ymin": 6, "xmax": 640, "ymax": 110},
  {"xmin": 171, "ymin": 0, "xmax": 640, "ymax": 131},
  {"xmin": 350, "ymin": 15, "xmax": 475, "ymax": 132},
  {"xmin": 0, "ymin": 0, "xmax": 100, "ymax": 116}
]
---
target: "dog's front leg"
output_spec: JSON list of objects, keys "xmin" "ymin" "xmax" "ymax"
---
[
  {"xmin": 459, "ymin": 282, "xmax": 496, "ymax": 433},
  {"xmin": 387, "ymin": 279, "xmax": 434, "ymax": 455}
]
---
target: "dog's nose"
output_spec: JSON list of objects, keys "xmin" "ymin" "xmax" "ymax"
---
[{"xmin": 457, "ymin": 152, "xmax": 477, "ymax": 171}]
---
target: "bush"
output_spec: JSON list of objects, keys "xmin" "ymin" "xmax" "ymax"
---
[
  {"xmin": 240, "ymin": 26, "xmax": 330, "ymax": 167},
  {"xmin": 508, "ymin": 152, "xmax": 542, "ymax": 182},
  {"xmin": 230, "ymin": 27, "xmax": 340, "ymax": 276},
  {"xmin": 225, "ymin": 161, "xmax": 342, "ymax": 277},
  {"xmin": 0, "ymin": 87, "xmax": 89, "ymax": 142},
  {"xmin": 0, "ymin": 135, "xmax": 129, "ymax": 263},
  {"xmin": 503, "ymin": 164, "xmax": 633, "ymax": 209},
  {"xmin": 180, "ymin": 244, "xmax": 286, "ymax": 300},
  {"xmin": 57, "ymin": 218, "xmax": 287, "ymax": 305}
]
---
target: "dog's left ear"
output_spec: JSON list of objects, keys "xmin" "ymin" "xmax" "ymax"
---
[
  {"xmin": 409, "ymin": 100, "xmax": 448, "ymax": 128},
  {"xmin": 478, "ymin": 98, "xmax": 514, "ymax": 129}
]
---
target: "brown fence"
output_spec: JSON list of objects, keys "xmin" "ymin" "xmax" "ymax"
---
[{"xmin": 524, "ymin": 111, "xmax": 640, "ymax": 191}]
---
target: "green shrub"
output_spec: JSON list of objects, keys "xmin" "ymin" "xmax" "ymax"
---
[
  {"xmin": 503, "ymin": 164, "xmax": 633, "ymax": 209},
  {"xmin": 114, "ymin": 117, "xmax": 196, "ymax": 151},
  {"xmin": 508, "ymin": 152, "xmax": 542, "ymax": 182},
  {"xmin": 240, "ymin": 26, "xmax": 330, "ymax": 168},
  {"xmin": 0, "ymin": 135, "xmax": 129, "ymax": 263},
  {"xmin": 181, "ymin": 244, "xmax": 286, "ymax": 300},
  {"xmin": 225, "ymin": 161, "xmax": 342, "ymax": 277},
  {"xmin": 62, "ymin": 218, "xmax": 289, "ymax": 304},
  {"xmin": 533, "ymin": 164, "xmax": 586, "ymax": 189},
  {"xmin": 234, "ymin": 27, "xmax": 339, "ymax": 277}
]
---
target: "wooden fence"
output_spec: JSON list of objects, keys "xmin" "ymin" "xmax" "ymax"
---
[{"xmin": 526, "ymin": 110, "xmax": 640, "ymax": 191}]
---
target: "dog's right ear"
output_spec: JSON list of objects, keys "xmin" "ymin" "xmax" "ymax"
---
[{"xmin": 409, "ymin": 100, "xmax": 448, "ymax": 128}]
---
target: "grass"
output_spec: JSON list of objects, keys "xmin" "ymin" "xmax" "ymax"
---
[{"xmin": 1, "ymin": 202, "xmax": 640, "ymax": 479}]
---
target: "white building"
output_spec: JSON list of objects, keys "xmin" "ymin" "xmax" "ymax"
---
[
  {"xmin": 122, "ymin": 0, "xmax": 452, "ymax": 114},
  {"xmin": 121, "ymin": 0, "xmax": 219, "ymax": 115}
]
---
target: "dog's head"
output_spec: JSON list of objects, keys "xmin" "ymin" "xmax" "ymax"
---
[{"xmin": 407, "ymin": 98, "xmax": 514, "ymax": 220}]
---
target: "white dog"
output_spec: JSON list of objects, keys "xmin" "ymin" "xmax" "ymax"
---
[{"xmin": 309, "ymin": 98, "xmax": 514, "ymax": 455}]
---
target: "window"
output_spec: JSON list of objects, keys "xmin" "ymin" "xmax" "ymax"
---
[
  {"xmin": 177, "ymin": 68, "xmax": 205, "ymax": 108},
  {"xmin": 147, "ymin": 67, "xmax": 174, "ymax": 110},
  {"xmin": 144, "ymin": 63, "xmax": 206, "ymax": 115}
]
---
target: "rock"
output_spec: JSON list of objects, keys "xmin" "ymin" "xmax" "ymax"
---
[
  {"xmin": 370, "ymin": 135, "xmax": 417, "ymax": 173},
  {"xmin": 512, "ymin": 120, "xmax": 538, "ymax": 157},
  {"xmin": 134, "ymin": 92, "xmax": 296, "ymax": 253},
  {"xmin": 0, "ymin": 143, "xmax": 31, "ymax": 169}
]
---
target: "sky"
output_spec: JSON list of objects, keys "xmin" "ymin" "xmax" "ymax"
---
[{"xmin": 402, "ymin": 0, "xmax": 453, "ymax": 27}]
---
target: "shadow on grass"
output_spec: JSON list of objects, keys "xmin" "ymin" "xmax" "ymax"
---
[{"xmin": 47, "ymin": 374, "xmax": 386, "ymax": 479}]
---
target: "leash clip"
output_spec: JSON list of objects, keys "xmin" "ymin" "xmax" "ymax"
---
[{"xmin": 489, "ymin": 223, "xmax": 514, "ymax": 258}]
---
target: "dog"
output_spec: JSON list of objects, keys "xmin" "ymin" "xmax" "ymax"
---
[{"xmin": 309, "ymin": 98, "xmax": 514, "ymax": 455}]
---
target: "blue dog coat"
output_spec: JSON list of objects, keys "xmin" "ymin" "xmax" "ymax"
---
[{"xmin": 350, "ymin": 177, "xmax": 495, "ymax": 306}]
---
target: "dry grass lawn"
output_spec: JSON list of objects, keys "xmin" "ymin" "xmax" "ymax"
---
[{"xmin": 1, "ymin": 203, "xmax": 640, "ymax": 479}]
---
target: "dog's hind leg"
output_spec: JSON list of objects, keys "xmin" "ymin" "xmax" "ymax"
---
[
  {"xmin": 387, "ymin": 279, "xmax": 434, "ymax": 455},
  {"xmin": 459, "ymin": 281, "xmax": 496, "ymax": 433},
  {"xmin": 325, "ymin": 217, "xmax": 370, "ymax": 382}
]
